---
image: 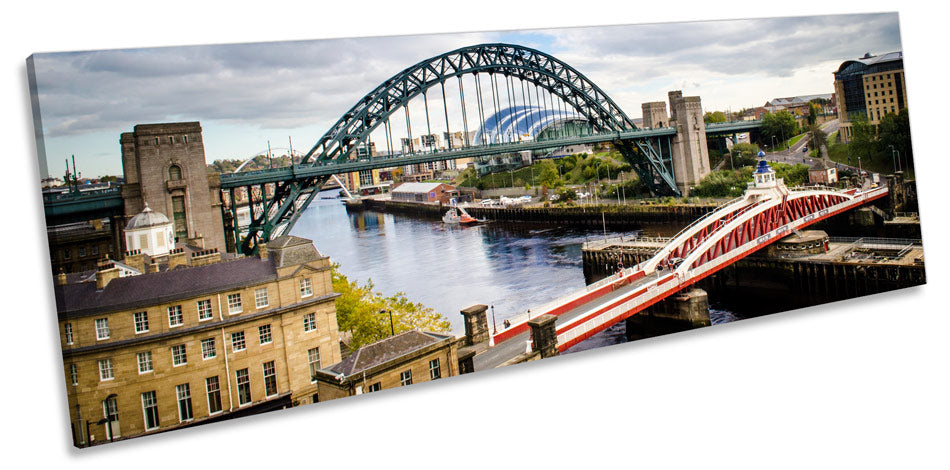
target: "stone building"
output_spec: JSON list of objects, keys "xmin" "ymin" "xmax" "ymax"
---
[
  {"xmin": 833, "ymin": 51, "xmax": 907, "ymax": 142},
  {"xmin": 314, "ymin": 330, "xmax": 459, "ymax": 400},
  {"xmin": 808, "ymin": 159, "xmax": 839, "ymax": 185},
  {"xmin": 391, "ymin": 182, "xmax": 457, "ymax": 204},
  {"xmin": 47, "ymin": 218, "xmax": 118, "ymax": 274},
  {"xmin": 120, "ymin": 122, "xmax": 226, "ymax": 252},
  {"xmin": 56, "ymin": 235, "xmax": 341, "ymax": 446}
]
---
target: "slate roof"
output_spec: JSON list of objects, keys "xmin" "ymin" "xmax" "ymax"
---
[
  {"xmin": 55, "ymin": 256, "xmax": 278, "ymax": 319},
  {"xmin": 326, "ymin": 330, "xmax": 454, "ymax": 377},
  {"xmin": 55, "ymin": 235, "xmax": 323, "ymax": 319}
]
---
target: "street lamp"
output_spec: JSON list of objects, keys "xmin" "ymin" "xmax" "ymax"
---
[
  {"xmin": 771, "ymin": 136, "xmax": 778, "ymax": 154},
  {"xmin": 490, "ymin": 304, "xmax": 497, "ymax": 335},
  {"xmin": 379, "ymin": 309, "xmax": 395, "ymax": 336},
  {"xmin": 888, "ymin": 145, "xmax": 901, "ymax": 172}
]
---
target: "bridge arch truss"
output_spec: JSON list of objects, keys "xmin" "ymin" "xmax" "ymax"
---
[{"xmin": 231, "ymin": 43, "xmax": 678, "ymax": 254}]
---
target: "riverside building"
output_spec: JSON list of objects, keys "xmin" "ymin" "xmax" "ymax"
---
[
  {"xmin": 56, "ymin": 230, "xmax": 341, "ymax": 446},
  {"xmin": 833, "ymin": 51, "xmax": 907, "ymax": 142}
]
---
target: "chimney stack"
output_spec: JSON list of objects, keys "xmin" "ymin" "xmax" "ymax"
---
[
  {"xmin": 124, "ymin": 249, "xmax": 146, "ymax": 273},
  {"xmin": 258, "ymin": 242, "xmax": 269, "ymax": 260},
  {"xmin": 96, "ymin": 261, "xmax": 120, "ymax": 290},
  {"xmin": 191, "ymin": 248, "xmax": 221, "ymax": 267},
  {"xmin": 168, "ymin": 248, "xmax": 188, "ymax": 269}
]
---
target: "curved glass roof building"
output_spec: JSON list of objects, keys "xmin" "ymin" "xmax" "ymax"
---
[{"xmin": 474, "ymin": 105, "xmax": 588, "ymax": 145}]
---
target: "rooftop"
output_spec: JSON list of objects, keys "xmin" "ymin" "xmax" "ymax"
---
[
  {"xmin": 392, "ymin": 182, "xmax": 449, "ymax": 193},
  {"xmin": 324, "ymin": 330, "xmax": 454, "ymax": 378},
  {"xmin": 54, "ymin": 235, "xmax": 325, "ymax": 319}
]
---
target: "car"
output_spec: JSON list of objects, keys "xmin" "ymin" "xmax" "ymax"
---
[{"xmin": 802, "ymin": 146, "xmax": 808, "ymax": 153}]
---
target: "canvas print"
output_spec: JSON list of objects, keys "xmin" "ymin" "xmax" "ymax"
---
[{"xmin": 29, "ymin": 12, "xmax": 924, "ymax": 448}]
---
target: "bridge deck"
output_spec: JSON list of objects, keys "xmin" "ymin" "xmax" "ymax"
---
[{"xmin": 473, "ymin": 271, "xmax": 662, "ymax": 371}]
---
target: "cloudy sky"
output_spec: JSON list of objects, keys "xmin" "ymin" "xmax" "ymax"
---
[{"xmin": 29, "ymin": 12, "xmax": 901, "ymax": 179}]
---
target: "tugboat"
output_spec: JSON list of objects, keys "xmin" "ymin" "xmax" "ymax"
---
[{"xmin": 442, "ymin": 206, "xmax": 483, "ymax": 225}]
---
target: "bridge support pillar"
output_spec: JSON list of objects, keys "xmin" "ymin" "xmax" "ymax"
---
[
  {"xmin": 528, "ymin": 314, "xmax": 559, "ymax": 359},
  {"xmin": 460, "ymin": 304, "xmax": 490, "ymax": 346},
  {"xmin": 668, "ymin": 92, "xmax": 711, "ymax": 196},
  {"xmin": 625, "ymin": 288, "xmax": 711, "ymax": 341}
]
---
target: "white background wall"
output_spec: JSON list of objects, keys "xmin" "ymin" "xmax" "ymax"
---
[{"xmin": 3, "ymin": 1, "xmax": 947, "ymax": 468}]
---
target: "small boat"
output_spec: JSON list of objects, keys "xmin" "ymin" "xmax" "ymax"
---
[{"xmin": 442, "ymin": 207, "xmax": 483, "ymax": 225}]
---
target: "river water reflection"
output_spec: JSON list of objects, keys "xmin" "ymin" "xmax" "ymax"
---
[{"xmin": 292, "ymin": 194, "xmax": 739, "ymax": 352}]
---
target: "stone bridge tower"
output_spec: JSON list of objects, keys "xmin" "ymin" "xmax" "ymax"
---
[
  {"xmin": 120, "ymin": 122, "xmax": 226, "ymax": 252},
  {"xmin": 641, "ymin": 101, "xmax": 669, "ymax": 128},
  {"xmin": 667, "ymin": 92, "xmax": 710, "ymax": 196}
]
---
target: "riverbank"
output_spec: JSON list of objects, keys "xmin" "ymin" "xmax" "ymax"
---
[{"xmin": 353, "ymin": 197, "xmax": 719, "ymax": 228}]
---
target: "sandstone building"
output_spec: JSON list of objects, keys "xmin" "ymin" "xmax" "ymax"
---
[
  {"xmin": 120, "ymin": 122, "xmax": 226, "ymax": 251},
  {"xmin": 833, "ymin": 51, "xmax": 907, "ymax": 142},
  {"xmin": 57, "ymin": 234, "xmax": 341, "ymax": 446},
  {"xmin": 314, "ymin": 330, "xmax": 459, "ymax": 400}
]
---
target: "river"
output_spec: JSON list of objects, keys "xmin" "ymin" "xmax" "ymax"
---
[{"xmin": 291, "ymin": 193, "xmax": 740, "ymax": 353}]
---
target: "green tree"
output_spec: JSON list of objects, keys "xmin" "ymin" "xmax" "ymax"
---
[
  {"xmin": 808, "ymin": 124, "xmax": 828, "ymax": 155},
  {"xmin": 331, "ymin": 263, "xmax": 451, "ymax": 349},
  {"xmin": 760, "ymin": 111, "xmax": 797, "ymax": 149},
  {"xmin": 729, "ymin": 143, "xmax": 760, "ymax": 168},
  {"xmin": 849, "ymin": 114, "xmax": 879, "ymax": 164},
  {"xmin": 704, "ymin": 111, "xmax": 727, "ymax": 123},
  {"xmin": 878, "ymin": 108, "xmax": 913, "ymax": 170},
  {"xmin": 807, "ymin": 102, "xmax": 819, "ymax": 126}
]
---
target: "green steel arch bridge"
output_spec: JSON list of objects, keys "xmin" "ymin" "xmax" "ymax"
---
[{"xmin": 43, "ymin": 43, "xmax": 763, "ymax": 254}]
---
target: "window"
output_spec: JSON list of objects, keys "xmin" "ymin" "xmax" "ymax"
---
[
  {"xmin": 183, "ymin": 135, "xmax": 188, "ymax": 144},
  {"xmin": 70, "ymin": 364, "xmax": 78, "ymax": 385},
  {"xmin": 227, "ymin": 293, "xmax": 242, "ymax": 314},
  {"xmin": 400, "ymin": 370, "xmax": 412, "ymax": 386},
  {"xmin": 303, "ymin": 313, "xmax": 316, "ymax": 332},
  {"xmin": 98, "ymin": 359, "xmax": 114, "ymax": 381},
  {"xmin": 262, "ymin": 361, "xmax": 278, "ymax": 397},
  {"xmin": 168, "ymin": 305, "xmax": 183, "ymax": 327},
  {"xmin": 95, "ymin": 318, "xmax": 110, "ymax": 340},
  {"xmin": 236, "ymin": 369, "xmax": 251, "ymax": 406},
  {"xmin": 171, "ymin": 344, "xmax": 187, "ymax": 366},
  {"xmin": 254, "ymin": 287, "xmax": 268, "ymax": 308},
  {"xmin": 197, "ymin": 299, "xmax": 213, "ymax": 321},
  {"xmin": 168, "ymin": 164, "xmax": 182, "ymax": 180},
  {"xmin": 137, "ymin": 351, "xmax": 153, "ymax": 373},
  {"xmin": 172, "ymin": 195, "xmax": 187, "ymax": 242},
  {"xmin": 176, "ymin": 384, "xmax": 193, "ymax": 422},
  {"xmin": 63, "ymin": 249, "xmax": 70, "ymax": 260},
  {"xmin": 367, "ymin": 382, "xmax": 381, "ymax": 393},
  {"xmin": 300, "ymin": 278, "xmax": 313, "ymax": 298},
  {"xmin": 308, "ymin": 347, "xmax": 321, "ymax": 382},
  {"xmin": 169, "ymin": 136, "xmax": 175, "ymax": 145},
  {"xmin": 79, "ymin": 246, "xmax": 86, "ymax": 257},
  {"xmin": 134, "ymin": 311, "xmax": 149, "ymax": 333},
  {"xmin": 206, "ymin": 376, "xmax": 222, "ymax": 414},
  {"xmin": 201, "ymin": 338, "xmax": 216, "ymax": 359},
  {"xmin": 142, "ymin": 391, "xmax": 159, "ymax": 430},
  {"xmin": 231, "ymin": 331, "xmax": 246, "ymax": 352},
  {"xmin": 429, "ymin": 358, "xmax": 441, "ymax": 380},
  {"xmin": 64, "ymin": 323, "xmax": 73, "ymax": 345},
  {"xmin": 92, "ymin": 245, "xmax": 98, "ymax": 256},
  {"xmin": 258, "ymin": 324, "xmax": 272, "ymax": 345}
]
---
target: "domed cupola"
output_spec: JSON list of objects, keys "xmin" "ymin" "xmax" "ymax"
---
[{"xmin": 125, "ymin": 203, "xmax": 175, "ymax": 257}]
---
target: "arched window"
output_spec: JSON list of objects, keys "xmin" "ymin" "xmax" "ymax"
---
[{"xmin": 169, "ymin": 165, "xmax": 182, "ymax": 181}]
